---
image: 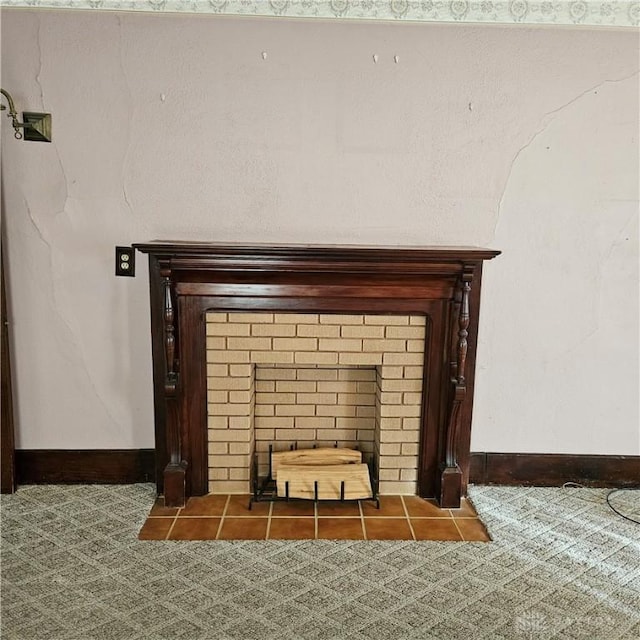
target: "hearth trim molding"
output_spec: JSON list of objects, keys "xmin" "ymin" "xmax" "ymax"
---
[{"xmin": 14, "ymin": 450, "xmax": 639, "ymax": 488}]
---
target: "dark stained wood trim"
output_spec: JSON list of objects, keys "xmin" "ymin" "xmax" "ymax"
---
[
  {"xmin": 1, "ymin": 251, "xmax": 16, "ymax": 494},
  {"xmin": 181, "ymin": 297, "xmax": 209, "ymax": 499},
  {"xmin": 13, "ymin": 449, "xmax": 638, "ymax": 487},
  {"xmin": 469, "ymin": 452, "xmax": 640, "ymax": 488},
  {"xmin": 458, "ymin": 263, "xmax": 484, "ymax": 494},
  {"xmin": 16, "ymin": 449, "xmax": 155, "ymax": 484},
  {"xmin": 469, "ymin": 451, "xmax": 487, "ymax": 485},
  {"xmin": 133, "ymin": 241, "xmax": 501, "ymax": 264},
  {"xmin": 148, "ymin": 254, "xmax": 168, "ymax": 494}
]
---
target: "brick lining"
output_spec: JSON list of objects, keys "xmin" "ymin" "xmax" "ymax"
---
[{"xmin": 206, "ymin": 312, "xmax": 426, "ymax": 495}]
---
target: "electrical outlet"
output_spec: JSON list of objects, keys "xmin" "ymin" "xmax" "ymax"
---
[{"xmin": 115, "ymin": 246, "xmax": 135, "ymax": 277}]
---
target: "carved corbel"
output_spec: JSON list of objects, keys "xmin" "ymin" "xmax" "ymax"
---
[
  {"xmin": 440, "ymin": 266, "xmax": 474, "ymax": 507},
  {"xmin": 159, "ymin": 265, "xmax": 187, "ymax": 507},
  {"xmin": 161, "ymin": 268, "xmax": 178, "ymax": 394}
]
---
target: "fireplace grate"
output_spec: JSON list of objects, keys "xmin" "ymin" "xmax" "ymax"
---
[{"xmin": 249, "ymin": 443, "xmax": 380, "ymax": 510}]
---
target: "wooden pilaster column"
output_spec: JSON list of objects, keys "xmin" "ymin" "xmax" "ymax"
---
[
  {"xmin": 439, "ymin": 266, "xmax": 473, "ymax": 508},
  {"xmin": 160, "ymin": 265, "xmax": 187, "ymax": 507}
]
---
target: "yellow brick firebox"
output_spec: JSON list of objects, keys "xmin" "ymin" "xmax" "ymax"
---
[{"xmin": 206, "ymin": 312, "xmax": 426, "ymax": 495}]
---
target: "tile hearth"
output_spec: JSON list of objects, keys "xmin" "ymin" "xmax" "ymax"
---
[{"xmin": 138, "ymin": 495, "xmax": 490, "ymax": 541}]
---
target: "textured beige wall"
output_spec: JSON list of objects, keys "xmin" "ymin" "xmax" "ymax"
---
[{"xmin": 1, "ymin": 9, "xmax": 638, "ymax": 454}]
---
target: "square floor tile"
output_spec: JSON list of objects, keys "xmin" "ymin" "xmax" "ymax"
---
[
  {"xmin": 180, "ymin": 495, "xmax": 228, "ymax": 517},
  {"xmin": 361, "ymin": 496, "xmax": 404, "ymax": 517},
  {"xmin": 449, "ymin": 498, "xmax": 478, "ymax": 518},
  {"xmin": 148, "ymin": 498, "xmax": 180, "ymax": 517},
  {"xmin": 269, "ymin": 518, "xmax": 316, "ymax": 540},
  {"xmin": 411, "ymin": 518, "xmax": 462, "ymax": 541},
  {"xmin": 138, "ymin": 517, "xmax": 174, "ymax": 540},
  {"xmin": 168, "ymin": 518, "xmax": 221, "ymax": 540},
  {"xmin": 364, "ymin": 518, "xmax": 413, "ymax": 540},
  {"xmin": 318, "ymin": 518, "xmax": 364, "ymax": 540},
  {"xmin": 271, "ymin": 501, "xmax": 315, "ymax": 517},
  {"xmin": 455, "ymin": 518, "xmax": 491, "ymax": 542},
  {"xmin": 227, "ymin": 494, "xmax": 270, "ymax": 516},
  {"xmin": 218, "ymin": 517, "xmax": 268, "ymax": 540},
  {"xmin": 317, "ymin": 501, "xmax": 361, "ymax": 517},
  {"xmin": 403, "ymin": 496, "xmax": 452, "ymax": 518}
]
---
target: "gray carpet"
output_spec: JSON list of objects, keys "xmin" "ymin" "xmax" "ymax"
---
[{"xmin": 1, "ymin": 484, "xmax": 639, "ymax": 639}]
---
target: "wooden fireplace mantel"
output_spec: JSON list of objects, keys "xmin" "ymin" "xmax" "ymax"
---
[{"xmin": 134, "ymin": 242, "xmax": 500, "ymax": 508}]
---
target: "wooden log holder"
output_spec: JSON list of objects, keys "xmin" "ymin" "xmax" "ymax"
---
[{"xmin": 134, "ymin": 242, "xmax": 500, "ymax": 508}]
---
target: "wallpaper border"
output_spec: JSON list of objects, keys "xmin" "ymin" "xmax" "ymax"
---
[{"xmin": 0, "ymin": 1, "xmax": 638, "ymax": 29}]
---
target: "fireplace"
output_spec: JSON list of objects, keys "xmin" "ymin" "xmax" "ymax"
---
[{"xmin": 134, "ymin": 242, "xmax": 499, "ymax": 508}]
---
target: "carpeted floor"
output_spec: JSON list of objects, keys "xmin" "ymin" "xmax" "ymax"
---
[{"xmin": 1, "ymin": 484, "xmax": 638, "ymax": 639}]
